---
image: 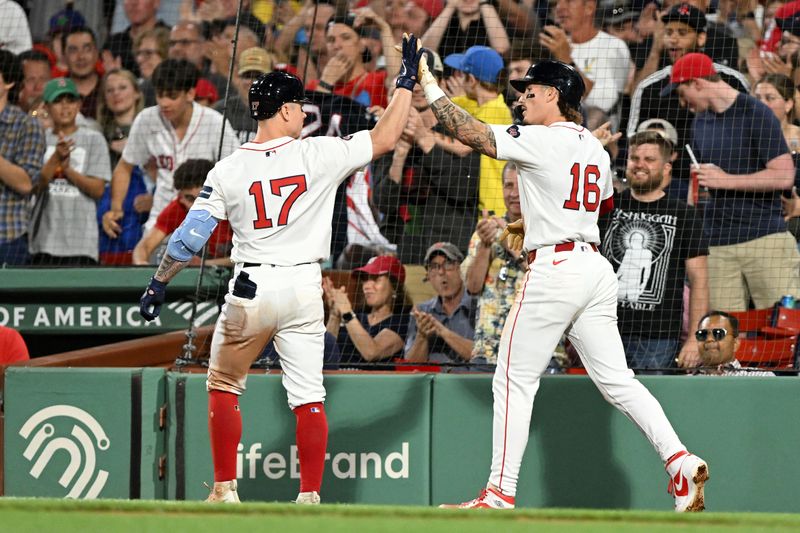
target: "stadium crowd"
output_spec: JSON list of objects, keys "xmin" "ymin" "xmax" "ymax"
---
[{"xmin": 2, "ymin": 0, "xmax": 800, "ymax": 373}]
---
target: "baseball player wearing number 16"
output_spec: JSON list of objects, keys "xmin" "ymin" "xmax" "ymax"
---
[
  {"xmin": 137, "ymin": 34, "xmax": 423, "ymax": 504},
  {"xmin": 419, "ymin": 55, "xmax": 709, "ymax": 512}
]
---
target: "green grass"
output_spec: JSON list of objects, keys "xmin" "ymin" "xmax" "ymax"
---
[{"xmin": 0, "ymin": 498, "xmax": 798, "ymax": 532}]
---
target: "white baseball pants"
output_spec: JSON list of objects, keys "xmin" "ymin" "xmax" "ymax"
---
[{"xmin": 489, "ymin": 243, "xmax": 686, "ymax": 496}]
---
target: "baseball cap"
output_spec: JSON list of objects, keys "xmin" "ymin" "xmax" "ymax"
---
[
  {"xmin": 660, "ymin": 3, "xmax": 706, "ymax": 33},
  {"xmin": 659, "ymin": 53, "xmax": 716, "ymax": 96},
  {"xmin": 636, "ymin": 118, "xmax": 679, "ymax": 147},
  {"xmin": 412, "ymin": 0, "xmax": 445, "ymax": 19},
  {"xmin": 43, "ymin": 77, "xmax": 79, "ymax": 103},
  {"xmin": 239, "ymin": 47, "xmax": 273, "ymax": 75},
  {"xmin": 48, "ymin": 8, "xmax": 87, "ymax": 36},
  {"xmin": 195, "ymin": 78, "xmax": 218, "ymax": 103},
  {"xmin": 605, "ymin": 4, "xmax": 639, "ymax": 26},
  {"xmin": 444, "ymin": 46, "xmax": 504, "ymax": 84},
  {"xmin": 424, "ymin": 242, "xmax": 465, "ymax": 265},
  {"xmin": 353, "ymin": 255, "xmax": 406, "ymax": 284}
]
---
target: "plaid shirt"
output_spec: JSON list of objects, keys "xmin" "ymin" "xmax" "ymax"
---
[
  {"xmin": 0, "ymin": 104, "xmax": 44, "ymax": 243},
  {"xmin": 696, "ymin": 359, "xmax": 775, "ymax": 377}
]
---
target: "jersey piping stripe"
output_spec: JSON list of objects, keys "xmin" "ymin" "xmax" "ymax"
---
[
  {"xmin": 549, "ymin": 124, "xmax": 585, "ymax": 132},
  {"xmin": 498, "ymin": 268, "xmax": 531, "ymax": 491},
  {"xmin": 238, "ymin": 139, "xmax": 294, "ymax": 152},
  {"xmin": 182, "ymin": 106, "xmax": 206, "ymax": 150}
]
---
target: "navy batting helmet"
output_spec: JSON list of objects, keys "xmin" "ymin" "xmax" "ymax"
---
[
  {"xmin": 510, "ymin": 60, "xmax": 584, "ymax": 110},
  {"xmin": 249, "ymin": 71, "xmax": 311, "ymax": 120}
]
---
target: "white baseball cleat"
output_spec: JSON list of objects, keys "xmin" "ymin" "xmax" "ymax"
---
[
  {"xmin": 204, "ymin": 480, "xmax": 241, "ymax": 503},
  {"xmin": 295, "ymin": 491, "xmax": 321, "ymax": 504},
  {"xmin": 665, "ymin": 451, "xmax": 709, "ymax": 512},
  {"xmin": 439, "ymin": 486, "xmax": 515, "ymax": 509}
]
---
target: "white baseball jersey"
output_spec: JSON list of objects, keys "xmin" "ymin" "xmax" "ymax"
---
[
  {"xmin": 490, "ymin": 122, "xmax": 613, "ymax": 250},
  {"xmin": 192, "ymin": 130, "xmax": 373, "ymax": 265},
  {"xmin": 122, "ymin": 102, "xmax": 239, "ymax": 229}
]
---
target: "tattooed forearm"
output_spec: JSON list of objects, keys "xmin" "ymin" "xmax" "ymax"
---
[
  {"xmin": 154, "ymin": 254, "xmax": 190, "ymax": 283},
  {"xmin": 430, "ymin": 97, "xmax": 497, "ymax": 158}
]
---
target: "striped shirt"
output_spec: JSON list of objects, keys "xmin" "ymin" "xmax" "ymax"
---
[
  {"xmin": 0, "ymin": 104, "xmax": 45, "ymax": 242},
  {"xmin": 695, "ymin": 359, "xmax": 775, "ymax": 377}
]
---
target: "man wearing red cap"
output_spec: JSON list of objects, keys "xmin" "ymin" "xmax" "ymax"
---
[{"xmin": 662, "ymin": 52, "xmax": 800, "ymax": 312}]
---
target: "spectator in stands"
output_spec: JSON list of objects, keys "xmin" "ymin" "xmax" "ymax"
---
[
  {"xmin": 628, "ymin": 4, "xmax": 749, "ymax": 201},
  {"xmin": 215, "ymin": 47, "xmax": 272, "ymax": 144},
  {"xmin": 372, "ymin": 52, "xmax": 480, "ymax": 263},
  {"xmin": 686, "ymin": 0, "xmax": 741, "ymax": 69},
  {"xmin": 324, "ymin": 255, "xmax": 411, "ymax": 367},
  {"xmin": 443, "ymin": 46, "xmax": 511, "ymax": 216},
  {"xmin": 96, "ymin": 69, "xmax": 148, "ymax": 265},
  {"xmin": 664, "ymin": 52, "xmax": 800, "ymax": 311},
  {"xmin": 600, "ymin": 131, "xmax": 709, "ymax": 372},
  {"xmin": 540, "ymin": 0, "xmax": 631, "ymax": 122},
  {"xmin": 753, "ymin": 74, "xmax": 800, "ymax": 152},
  {"xmin": 272, "ymin": 0, "xmax": 336, "ymax": 83},
  {"xmin": 104, "ymin": 0, "xmax": 169, "ymax": 76},
  {"xmin": 205, "ymin": 21, "xmax": 260, "ymax": 88},
  {"xmin": 101, "ymin": 59, "xmax": 238, "ymax": 240},
  {"xmin": 422, "ymin": 0, "xmax": 510, "ymax": 59},
  {"xmin": 603, "ymin": 2, "xmax": 650, "ymax": 73},
  {"xmin": 17, "ymin": 51, "xmax": 51, "ymax": 114},
  {"xmin": 462, "ymin": 162, "xmax": 525, "ymax": 364},
  {"xmin": 0, "ymin": 50, "xmax": 45, "ymax": 266},
  {"xmin": 30, "ymin": 78, "xmax": 110, "ymax": 266},
  {"xmin": 388, "ymin": 0, "xmax": 443, "ymax": 44},
  {"xmin": 47, "ymin": 7, "xmax": 87, "ymax": 78},
  {"xmin": 504, "ymin": 39, "xmax": 547, "ymax": 105},
  {"xmin": 132, "ymin": 158, "xmax": 232, "ymax": 266},
  {"xmin": 0, "ymin": 325, "xmax": 29, "ymax": 364},
  {"xmin": 64, "ymin": 27, "xmax": 102, "ymax": 120},
  {"xmin": 167, "ymin": 21, "xmax": 228, "ymax": 97},
  {"xmin": 0, "ymin": 0, "xmax": 32, "ymax": 55},
  {"xmin": 307, "ymin": 11, "xmax": 398, "ymax": 108},
  {"xmin": 405, "ymin": 242, "xmax": 478, "ymax": 364},
  {"xmin": 694, "ymin": 311, "xmax": 774, "ymax": 376},
  {"xmin": 134, "ymin": 26, "xmax": 170, "ymax": 82}
]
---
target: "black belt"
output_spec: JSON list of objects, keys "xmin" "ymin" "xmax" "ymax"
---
[{"xmin": 242, "ymin": 261, "xmax": 315, "ymax": 268}]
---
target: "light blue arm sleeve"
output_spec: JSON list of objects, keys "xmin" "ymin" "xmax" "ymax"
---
[{"xmin": 166, "ymin": 209, "xmax": 219, "ymax": 261}]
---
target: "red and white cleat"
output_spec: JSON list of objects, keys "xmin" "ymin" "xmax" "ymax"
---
[
  {"xmin": 439, "ymin": 486, "xmax": 515, "ymax": 509},
  {"xmin": 666, "ymin": 451, "xmax": 709, "ymax": 512}
]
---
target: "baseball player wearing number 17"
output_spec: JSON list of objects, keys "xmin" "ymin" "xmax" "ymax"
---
[
  {"xmin": 419, "ymin": 55, "xmax": 709, "ymax": 512},
  {"xmin": 137, "ymin": 34, "xmax": 424, "ymax": 504}
]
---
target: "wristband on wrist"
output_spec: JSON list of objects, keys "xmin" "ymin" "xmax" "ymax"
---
[
  {"xmin": 423, "ymin": 82, "xmax": 447, "ymax": 105},
  {"xmin": 318, "ymin": 80, "xmax": 334, "ymax": 91}
]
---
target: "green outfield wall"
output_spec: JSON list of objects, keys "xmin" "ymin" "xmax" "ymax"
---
[{"xmin": 4, "ymin": 369, "xmax": 799, "ymax": 512}]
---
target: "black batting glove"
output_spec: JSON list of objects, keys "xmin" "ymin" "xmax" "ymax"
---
[
  {"xmin": 395, "ymin": 33, "xmax": 424, "ymax": 91},
  {"xmin": 140, "ymin": 277, "xmax": 167, "ymax": 321}
]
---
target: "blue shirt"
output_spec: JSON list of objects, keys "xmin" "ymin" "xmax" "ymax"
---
[
  {"xmin": 404, "ymin": 289, "xmax": 478, "ymax": 364},
  {"xmin": 692, "ymin": 93, "xmax": 789, "ymax": 246},
  {"xmin": 0, "ymin": 104, "xmax": 45, "ymax": 243}
]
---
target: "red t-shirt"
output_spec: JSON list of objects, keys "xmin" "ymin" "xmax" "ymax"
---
[
  {"xmin": 0, "ymin": 326, "xmax": 29, "ymax": 364},
  {"xmin": 156, "ymin": 199, "xmax": 233, "ymax": 258},
  {"xmin": 307, "ymin": 70, "xmax": 388, "ymax": 108}
]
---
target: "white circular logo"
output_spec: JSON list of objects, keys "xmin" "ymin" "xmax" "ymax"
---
[{"xmin": 18, "ymin": 405, "xmax": 111, "ymax": 499}]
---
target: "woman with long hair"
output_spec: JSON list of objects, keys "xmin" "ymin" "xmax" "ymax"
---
[
  {"xmin": 95, "ymin": 69, "xmax": 149, "ymax": 265},
  {"xmin": 324, "ymin": 255, "xmax": 412, "ymax": 367},
  {"xmin": 752, "ymin": 73, "xmax": 800, "ymax": 151}
]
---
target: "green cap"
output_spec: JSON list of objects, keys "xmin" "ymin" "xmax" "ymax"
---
[{"xmin": 43, "ymin": 77, "xmax": 80, "ymax": 103}]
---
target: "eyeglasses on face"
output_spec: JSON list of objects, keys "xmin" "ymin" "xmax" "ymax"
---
[
  {"xmin": 695, "ymin": 328, "xmax": 729, "ymax": 342},
  {"xmin": 426, "ymin": 261, "xmax": 458, "ymax": 274}
]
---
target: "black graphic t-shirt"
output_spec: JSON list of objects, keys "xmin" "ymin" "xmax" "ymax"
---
[{"xmin": 600, "ymin": 190, "xmax": 708, "ymax": 339}]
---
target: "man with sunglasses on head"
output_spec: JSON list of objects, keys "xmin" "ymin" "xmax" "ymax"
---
[
  {"xmin": 405, "ymin": 241, "xmax": 478, "ymax": 364},
  {"xmin": 694, "ymin": 311, "xmax": 774, "ymax": 376},
  {"xmin": 132, "ymin": 159, "xmax": 232, "ymax": 266}
]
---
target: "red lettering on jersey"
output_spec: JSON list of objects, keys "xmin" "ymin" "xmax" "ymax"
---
[
  {"xmin": 563, "ymin": 163, "xmax": 601, "ymax": 212},
  {"xmin": 248, "ymin": 175, "xmax": 308, "ymax": 230},
  {"xmin": 156, "ymin": 155, "xmax": 174, "ymax": 171}
]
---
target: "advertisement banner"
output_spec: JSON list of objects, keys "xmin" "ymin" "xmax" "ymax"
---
[
  {"xmin": 0, "ymin": 299, "xmax": 219, "ymax": 334},
  {"xmin": 430, "ymin": 375, "xmax": 800, "ymax": 513},
  {"xmin": 3, "ymin": 368, "xmax": 135, "ymax": 498},
  {"xmin": 166, "ymin": 373, "xmax": 432, "ymax": 504}
]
